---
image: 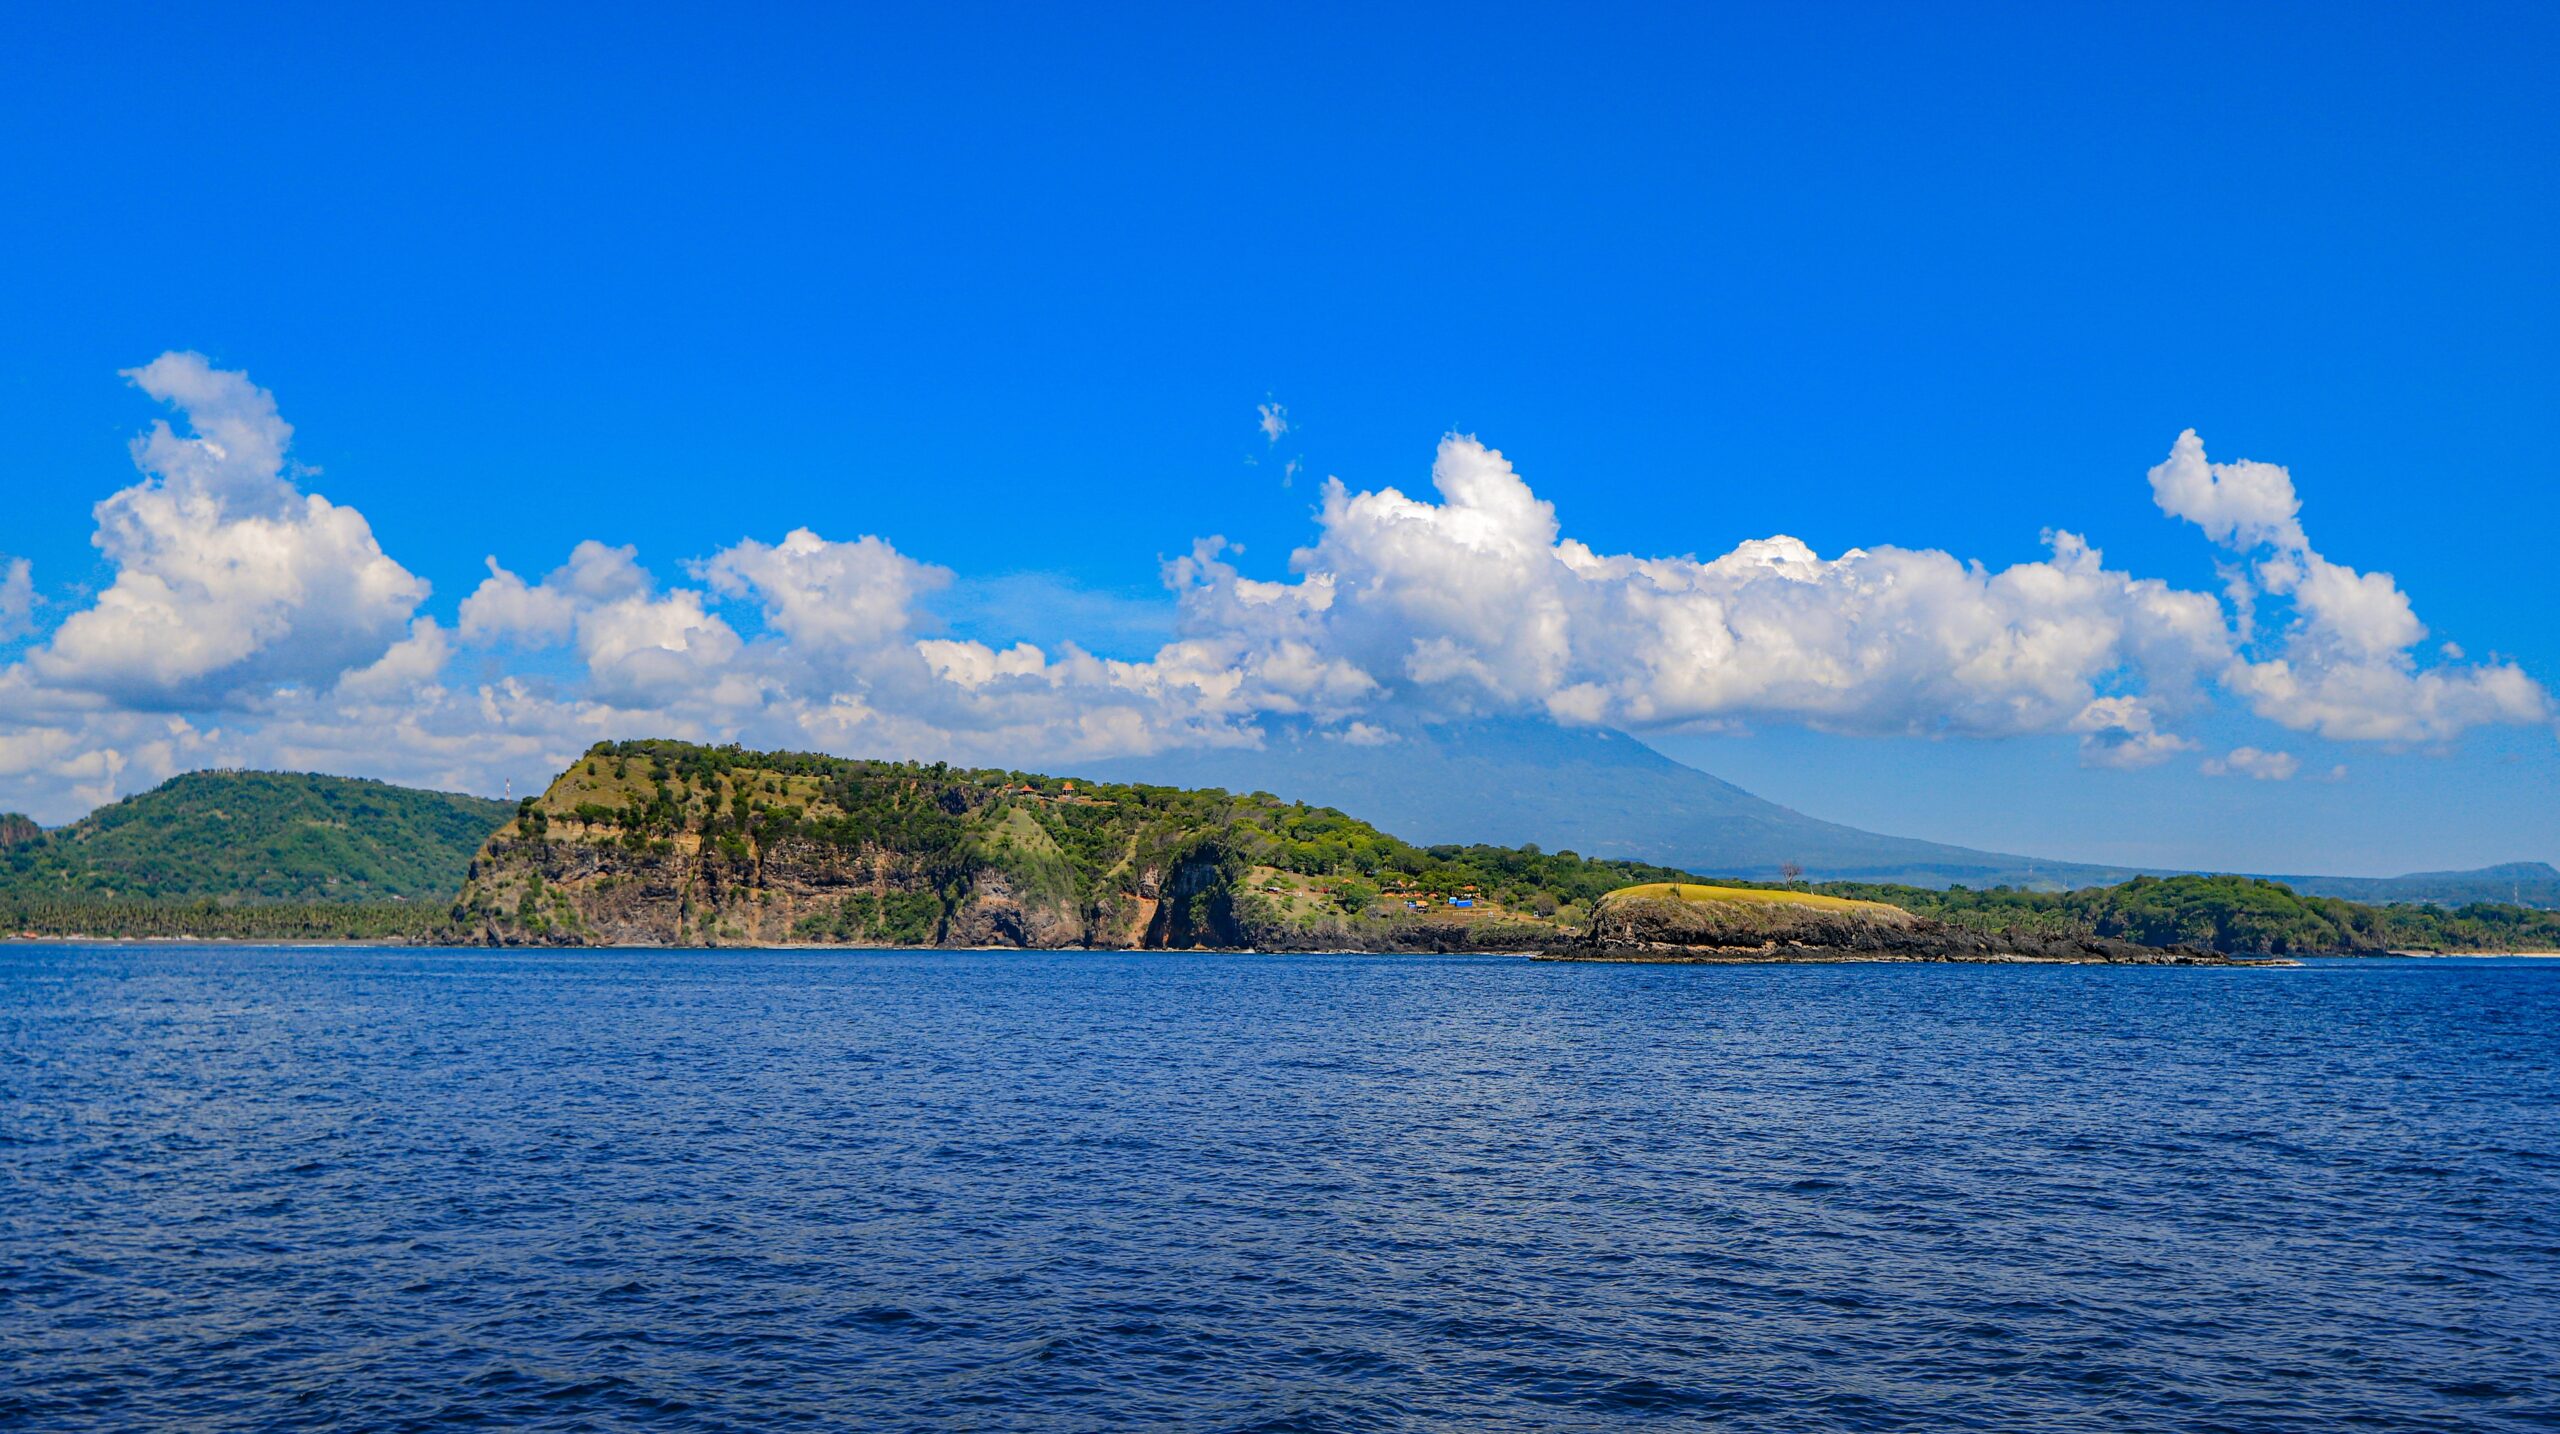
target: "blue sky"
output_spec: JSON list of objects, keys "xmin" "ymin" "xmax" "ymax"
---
[{"xmin": 1, "ymin": 3, "xmax": 2554, "ymax": 873}]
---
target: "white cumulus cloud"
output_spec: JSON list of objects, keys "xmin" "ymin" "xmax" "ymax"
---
[
  {"xmin": 1223, "ymin": 435, "xmax": 2235, "ymax": 746},
  {"xmin": 695, "ymin": 528, "xmax": 948, "ymax": 657},
  {"xmin": 2149, "ymin": 430, "xmax": 2550, "ymax": 743},
  {"xmin": 2071, "ymin": 695, "xmax": 2198, "ymax": 770},
  {"xmin": 25, "ymin": 353, "xmax": 428, "ymax": 707},
  {"xmin": 461, "ymin": 542, "xmax": 745, "ymax": 710},
  {"xmin": 0, "ymin": 356, "xmax": 2548, "ymax": 824},
  {"xmin": 2203, "ymin": 746, "xmax": 2301, "ymax": 781}
]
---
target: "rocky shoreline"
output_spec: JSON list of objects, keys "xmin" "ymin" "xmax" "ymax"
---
[
  {"xmin": 448, "ymin": 832, "xmax": 2248, "ymax": 964},
  {"xmin": 1540, "ymin": 942, "xmax": 2239, "ymax": 966}
]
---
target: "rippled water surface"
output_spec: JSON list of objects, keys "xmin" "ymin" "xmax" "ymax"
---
[{"xmin": 4, "ymin": 947, "xmax": 2556, "ymax": 1431}]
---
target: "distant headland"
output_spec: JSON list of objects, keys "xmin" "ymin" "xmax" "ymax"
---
[{"xmin": 6, "ymin": 742, "xmax": 2557, "ymax": 961}]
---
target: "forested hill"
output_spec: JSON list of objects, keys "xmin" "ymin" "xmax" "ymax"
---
[
  {"xmin": 0, "ymin": 770, "xmax": 512, "ymax": 905},
  {"xmin": 1809, "ymin": 873, "xmax": 2560, "ymax": 956}
]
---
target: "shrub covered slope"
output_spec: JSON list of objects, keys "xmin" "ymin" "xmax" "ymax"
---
[{"xmin": 1807, "ymin": 873, "xmax": 2560, "ymax": 956}]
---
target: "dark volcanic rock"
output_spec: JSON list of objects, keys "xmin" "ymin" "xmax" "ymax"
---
[{"xmin": 945, "ymin": 869, "xmax": 1087, "ymax": 949}]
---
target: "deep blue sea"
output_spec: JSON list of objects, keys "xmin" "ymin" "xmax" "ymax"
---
[{"xmin": 3, "ymin": 947, "xmax": 2555, "ymax": 1431}]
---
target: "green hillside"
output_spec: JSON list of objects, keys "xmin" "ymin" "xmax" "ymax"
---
[
  {"xmin": 1808, "ymin": 873, "xmax": 2560, "ymax": 956},
  {"xmin": 0, "ymin": 770, "xmax": 513, "ymax": 905}
]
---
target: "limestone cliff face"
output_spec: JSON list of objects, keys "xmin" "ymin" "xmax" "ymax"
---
[
  {"xmin": 464, "ymin": 829, "xmax": 1145, "ymax": 948},
  {"xmin": 944, "ymin": 869, "xmax": 1086, "ymax": 948},
  {"xmin": 459, "ymin": 805, "xmax": 1549, "ymax": 953},
  {"xmin": 461, "ymin": 830, "xmax": 961, "ymax": 946},
  {"xmin": 454, "ymin": 751, "xmax": 1263, "ymax": 950}
]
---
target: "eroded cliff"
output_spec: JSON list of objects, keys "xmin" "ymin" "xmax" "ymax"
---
[{"xmin": 455, "ymin": 741, "xmax": 1496, "ymax": 950}]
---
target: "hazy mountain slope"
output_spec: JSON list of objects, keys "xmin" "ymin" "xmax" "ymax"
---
[
  {"xmin": 1080, "ymin": 718, "xmax": 2144, "ymax": 889},
  {"xmin": 0, "ymin": 770, "xmax": 513, "ymax": 904},
  {"xmin": 2272, "ymin": 861, "xmax": 2560, "ymax": 908}
]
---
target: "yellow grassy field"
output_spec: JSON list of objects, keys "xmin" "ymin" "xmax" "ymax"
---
[{"xmin": 1606, "ymin": 882, "xmax": 1902, "ymax": 915}]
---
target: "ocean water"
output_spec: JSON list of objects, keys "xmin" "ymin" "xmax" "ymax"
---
[{"xmin": 2, "ymin": 947, "xmax": 2555, "ymax": 1432}]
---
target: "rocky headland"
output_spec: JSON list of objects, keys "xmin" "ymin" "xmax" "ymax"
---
[
  {"xmin": 1551, "ymin": 883, "xmax": 2230, "ymax": 965},
  {"xmin": 451, "ymin": 744, "xmax": 2229, "ymax": 964}
]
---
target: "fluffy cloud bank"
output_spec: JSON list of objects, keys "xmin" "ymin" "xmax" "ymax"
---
[
  {"xmin": 1259, "ymin": 439, "xmax": 2236, "ymax": 766},
  {"xmin": 26, "ymin": 353, "xmax": 427, "ymax": 707},
  {"xmin": 0, "ymin": 355, "xmax": 2546, "ymax": 820},
  {"xmin": 2148, "ymin": 431, "xmax": 2548, "ymax": 744}
]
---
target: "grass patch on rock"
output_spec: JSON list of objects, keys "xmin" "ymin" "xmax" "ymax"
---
[{"xmin": 1604, "ymin": 882, "xmax": 1902, "ymax": 915}]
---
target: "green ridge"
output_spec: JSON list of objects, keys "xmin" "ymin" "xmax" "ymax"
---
[
  {"xmin": 0, "ymin": 770, "xmax": 512, "ymax": 906},
  {"xmin": 1805, "ymin": 873, "xmax": 2560, "ymax": 955}
]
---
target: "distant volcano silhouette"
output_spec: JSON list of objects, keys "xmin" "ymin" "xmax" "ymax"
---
[{"xmin": 1081, "ymin": 716, "xmax": 2136, "ymax": 889}]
